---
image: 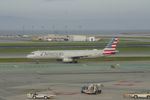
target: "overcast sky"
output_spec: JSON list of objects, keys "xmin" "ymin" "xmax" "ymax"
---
[{"xmin": 0, "ymin": 0, "xmax": 150, "ymax": 31}]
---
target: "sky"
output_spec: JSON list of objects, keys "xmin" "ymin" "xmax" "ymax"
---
[{"xmin": 0, "ymin": 0, "xmax": 150, "ymax": 31}]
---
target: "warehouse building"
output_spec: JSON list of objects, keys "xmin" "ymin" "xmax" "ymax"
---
[{"xmin": 32, "ymin": 34, "xmax": 99, "ymax": 42}]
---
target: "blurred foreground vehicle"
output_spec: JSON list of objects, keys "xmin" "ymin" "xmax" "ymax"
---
[
  {"xmin": 123, "ymin": 92, "xmax": 150, "ymax": 99},
  {"xmin": 81, "ymin": 83, "xmax": 103, "ymax": 95},
  {"xmin": 27, "ymin": 92, "xmax": 56, "ymax": 99}
]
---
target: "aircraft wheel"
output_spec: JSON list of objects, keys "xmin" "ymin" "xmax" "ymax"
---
[
  {"xmin": 147, "ymin": 95, "xmax": 150, "ymax": 99},
  {"xmin": 33, "ymin": 96, "xmax": 36, "ymax": 99},
  {"xmin": 44, "ymin": 96, "xmax": 48, "ymax": 99},
  {"xmin": 134, "ymin": 95, "xmax": 138, "ymax": 99}
]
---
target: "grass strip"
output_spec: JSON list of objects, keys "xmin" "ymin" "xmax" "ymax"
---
[
  {"xmin": 0, "ymin": 47, "xmax": 150, "ymax": 54},
  {"xmin": 81, "ymin": 57, "xmax": 150, "ymax": 62}
]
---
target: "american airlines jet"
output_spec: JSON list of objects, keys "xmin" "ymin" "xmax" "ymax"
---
[{"xmin": 27, "ymin": 37, "xmax": 119, "ymax": 63}]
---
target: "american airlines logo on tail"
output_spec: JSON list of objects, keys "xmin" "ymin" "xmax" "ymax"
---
[{"xmin": 103, "ymin": 37, "xmax": 119, "ymax": 55}]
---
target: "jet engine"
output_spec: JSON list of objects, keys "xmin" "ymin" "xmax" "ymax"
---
[{"xmin": 62, "ymin": 58, "xmax": 73, "ymax": 63}]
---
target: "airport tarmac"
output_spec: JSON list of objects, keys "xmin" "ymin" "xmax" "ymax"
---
[{"xmin": 0, "ymin": 61, "xmax": 150, "ymax": 100}]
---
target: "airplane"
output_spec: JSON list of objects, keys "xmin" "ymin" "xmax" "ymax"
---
[{"xmin": 26, "ymin": 37, "xmax": 119, "ymax": 63}]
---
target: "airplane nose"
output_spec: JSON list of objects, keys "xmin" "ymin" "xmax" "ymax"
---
[{"xmin": 26, "ymin": 55, "xmax": 32, "ymax": 58}]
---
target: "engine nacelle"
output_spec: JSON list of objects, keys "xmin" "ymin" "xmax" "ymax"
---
[{"xmin": 62, "ymin": 58, "xmax": 73, "ymax": 63}]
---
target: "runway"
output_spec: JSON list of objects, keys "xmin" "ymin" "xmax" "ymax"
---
[{"xmin": 0, "ymin": 61, "xmax": 150, "ymax": 100}]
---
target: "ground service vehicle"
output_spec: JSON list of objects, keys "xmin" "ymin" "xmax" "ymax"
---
[
  {"xmin": 81, "ymin": 83, "xmax": 102, "ymax": 95},
  {"xmin": 124, "ymin": 92, "xmax": 150, "ymax": 99},
  {"xmin": 27, "ymin": 92, "xmax": 56, "ymax": 99}
]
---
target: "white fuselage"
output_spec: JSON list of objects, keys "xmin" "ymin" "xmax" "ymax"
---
[{"xmin": 27, "ymin": 49, "xmax": 104, "ymax": 59}]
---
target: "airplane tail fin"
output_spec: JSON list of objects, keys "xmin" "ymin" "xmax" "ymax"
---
[{"xmin": 103, "ymin": 37, "xmax": 119, "ymax": 55}]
